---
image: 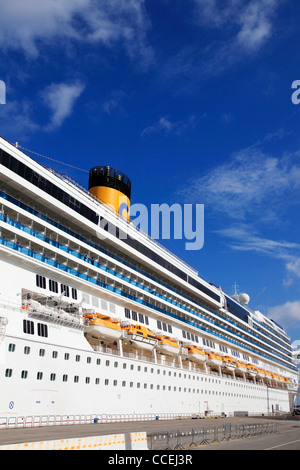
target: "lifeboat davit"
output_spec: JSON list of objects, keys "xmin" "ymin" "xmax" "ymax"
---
[
  {"xmin": 222, "ymin": 356, "xmax": 236, "ymax": 371},
  {"xmin": 207, "ymin": 352, "xmax": 222, "ymax": 367},
  {"xmin": 84, "ymin": 313, "xmax": 122, "ymax": 340},
  {"xmin": 186, "ymin": 346, "xmax": 207, "ymax": 363},
  {"xmin": 156, "ymin": 336, "xmax": 180, "ymax": 356},
  {"xmin": 122, "ymin": 324, "xmax": 157, "ymax": 351}
]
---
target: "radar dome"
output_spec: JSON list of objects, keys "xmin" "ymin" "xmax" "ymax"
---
[{"xmin": 238, "ymin": 293, "xmax": 250, "ymax": 305}]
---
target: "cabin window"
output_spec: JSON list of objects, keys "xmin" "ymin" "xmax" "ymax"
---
[
  {"xmin": 5, "ymin": 369, "xmax": 12, "ymax": 377},
  {"xmin": 23, "ymin": 320, "xmax": 34, "ymax": 335},
  {"xmin": 71, "ymin": 288, "xmax": 77, "ymax": 300},
  {"xmin": 125, "ymin": 308, "xmax": 130, "ymax": 319},
  {"xmin": 38, "ymin": 323, "xmax": 48, "ymax": 337},
  {"xmin": 49, "ymin": 279, "xmax": 58, "ymax": 293},
  {"xmin": 132, "ymin": 311, "xmax": 137, "ymax": 321},
  {"xmin": 61, "ymin": 284, "xmax": 69, "ymax": 297},
  {"xmin": 36, "ymin": 275, "xmax": 46, "ymax": 289}
]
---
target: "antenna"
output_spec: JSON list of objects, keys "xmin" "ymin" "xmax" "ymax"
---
[{"xmin": 232, "ymin": 282, "xmax": 240, "ymax": 297}]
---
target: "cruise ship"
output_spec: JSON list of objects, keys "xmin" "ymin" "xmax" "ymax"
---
[{"xmin": 0, "ymin": 136, "xmax": 298, "ymax": 427}]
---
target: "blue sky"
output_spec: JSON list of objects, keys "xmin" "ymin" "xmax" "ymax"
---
[{"xmin": 0, "ymin": 0, "xmax": 300, "ymax": 344}]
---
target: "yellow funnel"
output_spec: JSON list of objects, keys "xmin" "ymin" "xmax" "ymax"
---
[{"xmin": 88, "ymin": 166, "xmax": 131, "ymax": 221}]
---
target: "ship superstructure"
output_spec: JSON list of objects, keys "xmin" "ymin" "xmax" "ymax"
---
[{"xmin": 0, "ymin": 136, "xmax": 298, "ymax": 424}]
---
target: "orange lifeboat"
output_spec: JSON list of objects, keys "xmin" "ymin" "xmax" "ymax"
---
[
  {"xmin": 222, "ymin": 356, "xmax": 236, "ymax": 371},
  {"xmin": 264, "ymin": 371, "xmax": 272, "ymax": 381},
  {"xmin": 236, "ymin": 362, "xmax": 247, "ymax": 373},
  {"xmin": 207, "ymin": 352, "xmax": 222, "ymax": 366},
  {"xmin": 257, "ymin": 368, "xmax": 266, "ymax": 378},
  {"xmin": 271, "ymin": 373, "xmax": 280, "ymax": 382},
  {"xmin": 186, "ymin": 346, "xmax": 207, "ymax": 363},
  {"xmin": 156, "ymin": 335, "xmax": 180, "ymax": 356},
  {"xmin": 247, "ymin": 364, "xmax": 258, "ymax": 377},
  {"xmin": 122, "ymin": 324, "xmax": 157, "ymax": 351},
  {"xmin": 84, "ymin": 313, "xmax": 122, "ymax": 340}
]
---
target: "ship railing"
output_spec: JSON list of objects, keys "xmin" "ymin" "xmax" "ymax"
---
[
  {"xmin": 0, "ymin": 294, "xmax": 22, "ymax": 312},
  {"xmin": 0, "ymin": 412, "xmax": 285, "ymax": 431},
  {"xmin": 0, "ymin": 315, "xmax": 8, "ymax": 343},
  {"xmin": 92, "ymin": 345, "xmax": 121, "ymax": 357},
  {"xmin": 0, "ymin": 412, "xmax": 197, "ymax": 430},
  {"xmin": 25, "ymin": 304, "xmax": 85, "ymax": 329}
]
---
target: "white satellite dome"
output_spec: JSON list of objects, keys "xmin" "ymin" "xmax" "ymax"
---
[{"xmin": 238, "ymin": 293, "xmax": 250, "ymax": 305}]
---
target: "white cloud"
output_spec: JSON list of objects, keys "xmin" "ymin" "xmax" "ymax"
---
[
  {"xmin": 41, "ymin": 81, "xmax": 85, "ymax": 131},
  {"xmin": 267, "ymin": 301, "xmax": 300, "ymax": 331},
  {"xmin": 236, "ymin": 0, "xmax": 276, "ymax": 51},
  {"xmin": 194, "ymin": 0, "xmax": 280, "ymax": 52},
  {"xmin": 194, "ymin": 0, "xmax": 243, "ymax": 27},
  {"xmin": 216, "ymin": 224, "xmax": 300, "ymax": 286},
  {"xmin": 0, "ymin": 81, "xmax": 85, "ymax": 137},
  {"xmin": 141, "ymin": 115, "xmax": 197, "ymax": 137},
  {"xmin": 286, "ymin": 259, "xmax": 300, "ymax": 279},
  {"xmin": 0, "ymin": 0, "xmax": 153, "ymax": 66},
  {"xmin": 217, "ymin": 225, "xmax": 300, "ymax": 256},
  {"xmin": 217, "ymin": 224, "xmax": 300, "ymax": 253},
  {"xmin": 161, "ymin": 0, "xmax": 282, "ymax": 86},
  {"xmin": 179, "ymin": 145, "xmax": 300, "ymax": 220}
]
